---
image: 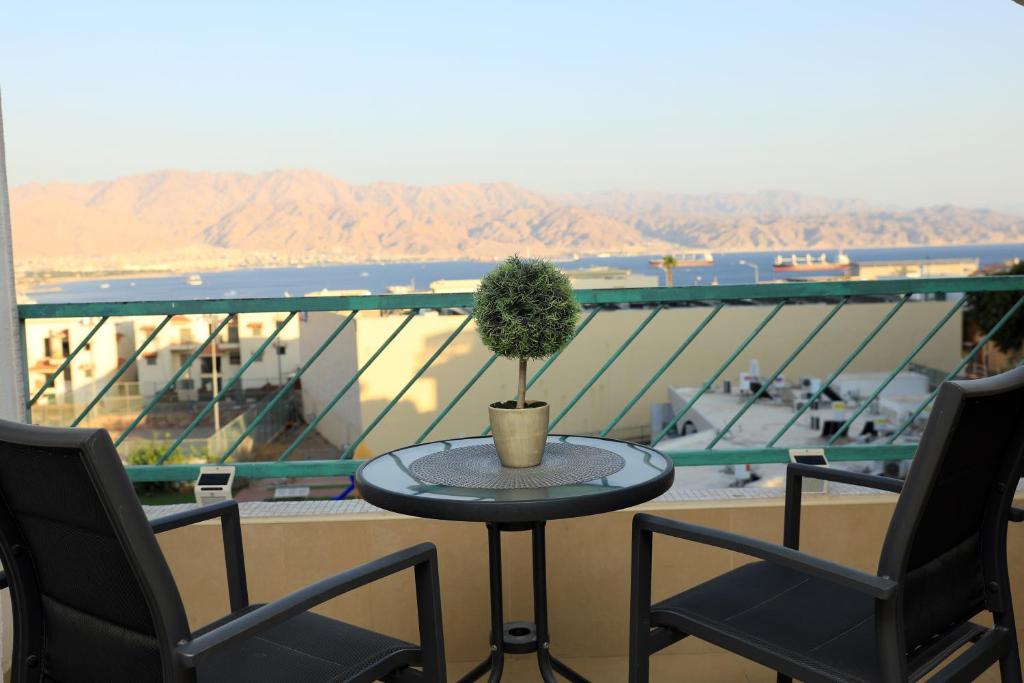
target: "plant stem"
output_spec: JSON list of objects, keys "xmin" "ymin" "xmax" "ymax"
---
[{"xmin": 517, "ymin": 358, "xmax": 527, "ymax": 408}]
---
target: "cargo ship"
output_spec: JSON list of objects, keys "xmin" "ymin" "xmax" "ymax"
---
[
  {"xmin": 649, "ymin": 252, "xmax": 715, "ymax": 268},
  {"xmin": 773, "ymin": 251, "xmax": 851, "ymax": 272}
]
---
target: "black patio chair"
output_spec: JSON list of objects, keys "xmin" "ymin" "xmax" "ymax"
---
[
  {"xmin": 630, "ymin": 367, "xmax": 1024, "ymax": 682},
  {"xmin": 0, "ymin": 420, "xmax": 446, "ymax": 683}
]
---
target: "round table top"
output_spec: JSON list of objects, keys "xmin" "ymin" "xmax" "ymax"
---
[{"xmin": 355, "ymin": 435, "xmax": 674, "ymax": 523}]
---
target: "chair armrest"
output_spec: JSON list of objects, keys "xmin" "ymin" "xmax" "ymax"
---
[
  {"xmin": 788, "ymin": 463, "xmax": 904, "ymax": 493},
  {"xmin": 150, "ymin": 500, "xmax": 241, "ymax": 532},
  {"xmin": 634, "ymin": 513, "xmax": 898, "ymax": 600},
  {"xmin": 784, "ymin": 463, "xmax": 902, "ymax": 550},
  {"xmin": 175, "ymin": 542, "xmax": 443, "ymax": 670},
  {"xmin": 151, "ymin": 501, "xmax": 248, "ymax": 611},
  {"xmin": 0, "ymin": 571, "xmax": 6, "ymax": 590}
]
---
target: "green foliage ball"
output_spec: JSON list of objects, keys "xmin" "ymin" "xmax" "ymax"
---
[{"xmin": 474, "ymin": 256, "xmax": 580, "ymax": 360}]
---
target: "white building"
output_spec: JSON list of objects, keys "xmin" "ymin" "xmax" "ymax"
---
[
  {"xmin": 132, "ymin": 313, "xmax": 302, "ymax": 399},
  {"xmin": 23, "ymin": 318, "xmax": 129, "ymax": 405}
]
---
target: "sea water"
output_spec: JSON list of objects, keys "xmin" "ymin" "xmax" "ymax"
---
[{"xmin": 24, "ymin": 243, "xmax": 1024, "ymax": 304}]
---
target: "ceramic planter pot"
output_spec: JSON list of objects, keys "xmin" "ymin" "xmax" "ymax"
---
[{"xmin": 488, "ymin": 400, "xmax": 549, "ymax": 468}]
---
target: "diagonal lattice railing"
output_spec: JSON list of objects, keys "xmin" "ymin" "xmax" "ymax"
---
[{"xmin": 16, "ymin": 276, "xmax": 1024, "ymax": 484}]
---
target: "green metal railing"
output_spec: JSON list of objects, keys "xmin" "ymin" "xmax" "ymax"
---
[{"xmin": 17, "ymin": 275, "xmax": 1024, "ymax": 485}]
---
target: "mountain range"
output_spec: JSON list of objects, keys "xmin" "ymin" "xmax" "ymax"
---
[{"xmin": 9, "ymin": 170, "xmax": 1024, "ymax": 270}]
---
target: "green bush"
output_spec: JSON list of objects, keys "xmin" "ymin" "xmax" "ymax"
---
[
  {"xmin": 128, "ymin": 434, "xmax": 212, "ymax": 496},
  {"xmin": 966, "ymin": 260, "xmax": 1024, "ymax": 356},
  {"xmin": 474, "ymin": 256, "xmax": 580, "ymax": 407},
  {"xmin": 127, "ymin": 439, "xmax": 210, "ymax": 466}
]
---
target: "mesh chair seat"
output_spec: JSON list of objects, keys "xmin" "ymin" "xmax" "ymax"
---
[
  {"xmin": 652, "ymin": 561, "xmax": 882, "ymax": 682},
  {"xmin": 197, "ymin": 607, "xmax": 419, "ymax": 683}
]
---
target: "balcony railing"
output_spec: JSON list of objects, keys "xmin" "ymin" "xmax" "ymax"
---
[{"xmin": 16, "ymin": 275, "xmax": 1024, "ymax": 485}]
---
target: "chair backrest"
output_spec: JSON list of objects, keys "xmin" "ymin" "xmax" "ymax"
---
[
  {"xmin": 879, "ymin": 367, "xmax": 1024, "ymax": 653},
  {"xmin": 0, "ymin": 420, "xmax": 190, "ymax": 682}
]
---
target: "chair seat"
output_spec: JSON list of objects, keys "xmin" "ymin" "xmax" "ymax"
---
[
  {"xmin": 197, "ymin": 606, "xmax": 419, "ymax": 683},
  {"xmin": 651, "ymin": 561, "xmax": 881, "ymax": 682}
]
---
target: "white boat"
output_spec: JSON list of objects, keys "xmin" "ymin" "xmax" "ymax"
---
[{"xmin": 186, "ymin": 274, "xmax": 203, "ymax": 286}]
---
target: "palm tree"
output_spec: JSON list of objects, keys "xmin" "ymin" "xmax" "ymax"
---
[{"xmin": 660, "ymin": 255, "xmax": 678, "ymax": 287}]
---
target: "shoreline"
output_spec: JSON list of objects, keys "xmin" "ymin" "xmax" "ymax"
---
[{"xmin": 17, "ymin": 240, "xmax": 1023, "ymax": 293}]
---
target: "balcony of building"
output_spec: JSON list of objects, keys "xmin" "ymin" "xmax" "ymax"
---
[{"xmin": 8, "ymin": 275, "xmax": 1024, "ymax": 681}]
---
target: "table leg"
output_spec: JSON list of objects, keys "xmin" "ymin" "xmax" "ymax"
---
[
  {"xmin": 531, "ymin": 522, "xmax": 589, "ymax": 683},
  {"xmin": 532, "ymin": 521, "xmax": 557, "ymax": 682},
  {"xmin": 457, "ymin": 523, "xmax": 505, "ymax": 683},
  {"xmin": 457, "ymin": 522, "xmax": 591, "ymax": 683}
]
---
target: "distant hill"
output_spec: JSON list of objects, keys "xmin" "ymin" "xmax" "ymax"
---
[
  {"xmin": 574, "ymin": 191, "xmax": 1024, "ymax": 250},
  {"xmin": 9, "ymin": 170, "xmax": 1024, "ymax": 270}
]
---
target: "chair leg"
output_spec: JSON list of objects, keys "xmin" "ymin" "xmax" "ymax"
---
[
  {"xmin": 776, "ymin": 674, "xmax": 793, "ymax": 683},
  {"xmin": 996, "ymin": 602, "xmax": 1022, "ymax": 683},
  {"xmin": 629, "ymin": 522, "xmax": 654, "ymax": 683},
  {"xmin": 1000, "ymin": 641, "xmax": 1023, "ymax": 683},
  {"xmin": 414, "ymin": 549, "xmax": 447, "ymax": 683}
]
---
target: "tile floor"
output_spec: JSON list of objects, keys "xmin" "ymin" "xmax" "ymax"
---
[{"xmin": 447, "ymin": 650, "xmax": 1006, "ymax": 681}]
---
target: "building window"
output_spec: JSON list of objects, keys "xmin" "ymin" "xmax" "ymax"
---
[
  {"xmin": 276, "ymin": 344, "xmax": 287, "ymax": 355},
  {"xmin": 201, "ymin": 357, "xmax": 223, "ymax": 373},
  {"xmin": 83, "ymin": 368, "xmax": 94, "ymax": 378},
  {"xmin": 145, "ymin": 355, "xmax": 157, "ymax": 366},
  {"xmin": 229, "ymin": 351, "xmax": 241, "ymax": 365}
]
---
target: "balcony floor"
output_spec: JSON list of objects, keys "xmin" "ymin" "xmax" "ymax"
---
[{"xmin": 449, "ymin": 650, "xmax": 1005, "ymax": 681}]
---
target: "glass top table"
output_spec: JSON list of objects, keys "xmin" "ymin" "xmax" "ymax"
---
[
  {"xmin": 355, "ymin": 434, "xmax": 674, "ymax": 524},
  {"xmin": 356, "ymin": 435, "xmax": 675, "ymax": 683}
]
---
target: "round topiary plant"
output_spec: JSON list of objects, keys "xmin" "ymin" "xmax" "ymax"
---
[{"xmin": 474, "ymin": 256, "xmax": 580, "ymax": 409}]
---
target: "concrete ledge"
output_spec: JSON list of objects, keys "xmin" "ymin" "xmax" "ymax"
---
[{"xmin": 142, "ymin": 477, "xmax": 905, "ymax": 521}]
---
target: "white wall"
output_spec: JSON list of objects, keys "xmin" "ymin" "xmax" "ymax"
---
[
  {"xmin": 23, "ymin": 319, "xmax": 122, "ymax": 404},
  {"xmin": 0, "ymin": 88, "xmax": 21, "ymax": 683},
  {"xmin": 298, "ymin": 311, "xmax": 361, "ymax": 452}
]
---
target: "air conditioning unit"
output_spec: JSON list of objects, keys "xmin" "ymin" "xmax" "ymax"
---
[{"xmin": 800, "ymin": 376, "xmax": 822, "ymax": 398}]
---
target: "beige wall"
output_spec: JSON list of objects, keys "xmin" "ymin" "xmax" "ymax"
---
[
  {"xmin": 301, "ymin": 301, "xmax": 962, "ymax": 458},
  {"xmin": 156, "ymin": 494, "xmax": 1024, "ymax": 670}
]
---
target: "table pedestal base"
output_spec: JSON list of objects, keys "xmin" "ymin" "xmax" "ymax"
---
[{"xmin": 456, "ymin": 521, "xmax": 590, "ymax": 683}]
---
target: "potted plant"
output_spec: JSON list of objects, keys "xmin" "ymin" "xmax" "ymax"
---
[{"xmin": 474, "ymin": 256, "xmax": 580, "ymax": 467}]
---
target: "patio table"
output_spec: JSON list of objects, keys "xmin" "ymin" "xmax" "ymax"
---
[{"xmin": 356, "ymin": 435, "xmax": 674, "ymax": 683}]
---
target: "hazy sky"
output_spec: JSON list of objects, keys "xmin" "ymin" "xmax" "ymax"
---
[{"xmin": 1, "ymin": 1, "xmax": 1021, "ymax": 208}]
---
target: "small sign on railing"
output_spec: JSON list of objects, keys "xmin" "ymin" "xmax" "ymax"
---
[{"xmin": 788, "ymin": 448, "xmax": 829, "ymax": 494}]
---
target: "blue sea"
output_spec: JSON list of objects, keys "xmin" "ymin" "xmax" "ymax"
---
[{"xmin": 25, "ymin": 243, "xmax": 1024, "ymax": 304}]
